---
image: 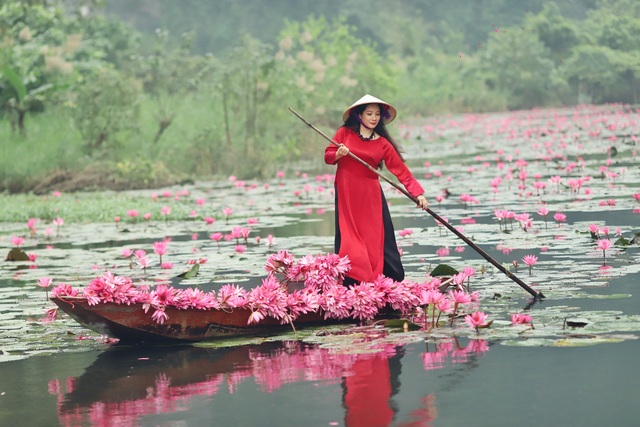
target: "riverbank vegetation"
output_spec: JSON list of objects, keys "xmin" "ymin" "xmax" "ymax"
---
[{"xmin": 1, "ymin": 0, "xmax": 639, "ymax": 193}]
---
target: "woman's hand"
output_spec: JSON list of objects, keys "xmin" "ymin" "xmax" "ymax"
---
[
  {"xmin": 416, "ymin": 195, "xmax": 429, "ymax": 211},
  {"xmin": 335, "ymin": 144, "xmax": 349, "ymax": 160}
]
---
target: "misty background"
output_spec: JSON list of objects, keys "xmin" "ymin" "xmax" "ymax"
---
[{"xmin": 1, "ymin": 0, "xmax": 638, "ymax": 192}]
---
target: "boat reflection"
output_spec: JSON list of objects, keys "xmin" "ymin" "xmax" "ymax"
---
[{"xmin": 48, "ymin": 333, "xmax": 489, "ymax": 426}]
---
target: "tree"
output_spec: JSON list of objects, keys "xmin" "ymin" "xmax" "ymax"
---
[
  {"xmin": 562, "ymin": 7, "xmax": 640, "ymax": 103},
  {"xmin": 127, "ymin": 28, "xmax": 203, "ymax": 145},
  {"xmin": 0, "ymin": 1, "xmax": 66, "ymax": 133},
  {"xmin": 471, "ymin": 25, "xmax": 564, "ymax": 109},
  {"xmin": 0, "ymin": 0, "xmax": 137, "ymax": 134},
  {"xmin": 71, "ymin": 67, "xmax": 141, "ymax": 157},
  {"xmin": 523, "ymin": 2, "xmax": 579, "ymax": 64}
]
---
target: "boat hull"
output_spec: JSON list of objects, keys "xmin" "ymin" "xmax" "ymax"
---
[{"xmin": 51, "ymin": 297, "xmax": 332, "ymax": 343}]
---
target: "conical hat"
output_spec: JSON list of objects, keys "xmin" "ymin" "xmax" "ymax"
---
[{"xmin": 342, "ymin": 94, "xmax": 397, "ymax": 124}]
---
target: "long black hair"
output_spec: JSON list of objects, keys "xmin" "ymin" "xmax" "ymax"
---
[{"xmin": 342, "ymin": 103, "xmax": 405, "ymax": 162}]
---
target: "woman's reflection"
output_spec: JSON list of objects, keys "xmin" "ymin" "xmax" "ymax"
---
[{"xmin": 48, "ymin": 335, "xmax": 488, "ymax": 426}]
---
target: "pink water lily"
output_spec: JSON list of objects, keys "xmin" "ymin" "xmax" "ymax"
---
[
  {"xmin": 464, "ymin": 311, "xmax": 489, "ymax": 333},
  {"xmin": 209, "ymin": 232, "xmax": 223, "ymax": 250},
  {"xmin": 222, "ymin": 207, "xmax": 233, "ymax": 222},
  {"xmin": 522, "ymin": 254, "xmax": 538, "ymax": 276},
  {"xmin": 37, "ymin": 277, "xmax": 53, "ymax": 300},
  {"xmin": 511, "ymin": 313, "xmax": 533, "ymax": 325},
  {"xmin": 553, "ymin": 212, "xmax": 567, "ymax": 224},
  {"xmin": 448, "ymin": 289, "xmax": 472, "ymax": 326},
  {"xmin": 153, "ymin": 241, "xmax": 168, "ymax": 264},
  {"xmin": 27, "ymin": 218, "xmax": 37, "ymax": 236},
  {"xmin": 11, "ymin": 236, "xmax": 24, "ymax": 247},
  {"xmin": 537, "ymin": 207, "xmax": 550, "ymax": 228},
  {"xmin": 597, "ymin": 239, "xmax": 613, "ymax": 265}
]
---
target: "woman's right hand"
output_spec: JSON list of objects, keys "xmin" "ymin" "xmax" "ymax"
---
[{"xmin": 335, "ymin": 144, "xmax": 349, "ymax": 160}]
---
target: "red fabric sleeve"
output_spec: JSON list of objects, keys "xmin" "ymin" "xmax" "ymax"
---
[
  {"xmin": 324, "ymin": 127, "xmax": 347, "ymax": 165},
  {"xmin": 383, "ymin": 141, "xmax": 425, "ymax": 198}
]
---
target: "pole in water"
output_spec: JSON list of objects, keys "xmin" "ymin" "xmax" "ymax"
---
[{"xmin": 289, "ymin": 107, "xmax": 545, "ymax": 300}]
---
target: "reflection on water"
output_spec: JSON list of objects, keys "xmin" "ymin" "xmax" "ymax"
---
[{"xmin": 48, "ymin": 334, "xmax": 489, "ymax": 427}]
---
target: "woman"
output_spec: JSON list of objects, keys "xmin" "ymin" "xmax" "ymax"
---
[{"xmin": 324, "ymin": 94, "xmax": 429, "ymax": 285}]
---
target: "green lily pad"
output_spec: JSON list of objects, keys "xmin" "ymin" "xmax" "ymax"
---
[
  {"xmin": 177, "ymin": 263, "xmax": 199, "ymax": 279},
  {"xmin": 430, "ymin": 264, "xmax": 459, "ymax": 276},
  {"xmin": 5, "ymin": 248, "xmax": 29, "ymax": 261}
]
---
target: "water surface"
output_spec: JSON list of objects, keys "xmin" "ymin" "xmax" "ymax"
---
[{"xmin": 1, "ymin": 105, "xmax": 639, "ymax": 426}]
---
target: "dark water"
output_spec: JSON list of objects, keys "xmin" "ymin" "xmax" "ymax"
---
[{"xmin": 1, "ymin": 337, "xmax": 638, "ymax": 427}]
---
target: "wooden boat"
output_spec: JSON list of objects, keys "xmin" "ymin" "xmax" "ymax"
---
[{"xmin": 51, "ymin": 296, "xmax": 348, "ymax": 343}]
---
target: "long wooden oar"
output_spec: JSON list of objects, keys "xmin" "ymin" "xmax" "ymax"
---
[{"xmin": 289, "ymin": 107, "xmax": 545, "ymax": 300}]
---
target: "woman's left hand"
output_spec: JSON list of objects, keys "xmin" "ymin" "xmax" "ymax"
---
[{"xmin": 416, "ymin": 195, "xmax": 429, "ymax": 211}]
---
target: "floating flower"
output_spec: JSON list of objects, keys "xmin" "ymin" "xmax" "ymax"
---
[
  {"xmin": 121, "ymin": 248, "xmax": 133, "ymax": 258},
  {"xmin": 521, "ymin": 254, "xmax": 538, "ymax": 276},
  {"xmin": 53, "ymin": 217, "xmax": 64, "ymax": 236},
  {"xmin": 553, "ymin": 212, "xmax": 567, "ymax": 224},
  {"xmin": 511, "ymin": 313, "xmax": 533, "ymax": 325},
  {"xmin": 27, "ymin": 218, "xmax": 37, "ymax": 236},
  {"xmin": 37, "ymin": 277, "xmax": 53, "ymax": 300},
  {"xmin": 11, "ymin": 236, "xmax": 25, "ymax": 247},
  {"xmin": 153, "ymin": 241, "xmax": 168, "ymax": 264},
  {"xmin": 537, "ymin": 207, "xmax": 550, "ymax": 228},
  {"xmin": 597, "ymin": 239, "xmax": 613, "ymax": 265},
  {"xmin": 222, "ymin": 207, "xmax": 233, "ymax": 223},
  {"xmin": 464, "ymin": 311, "xmax": 489, "ymax": 332},
  {"xmin": 436, "ymin": 247, "xmax": 450, "ymax": 257}
]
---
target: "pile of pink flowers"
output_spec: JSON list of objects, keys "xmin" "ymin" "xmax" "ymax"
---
[{"xmin": 50, "ymin": 251, "xmax": 488, "ymax": 328}]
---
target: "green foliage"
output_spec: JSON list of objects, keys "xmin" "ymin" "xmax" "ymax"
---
[
  {"xmin": 0, "ymin": 1, "xmax": 66, "ymax": 132},
  {"xmin": 2, "ymin": 0, "xmax": 640, "ymax": 191},
  {"xmin": 274, "ymin": 16, "xmax": 395, "ymax": 125},
  {"xmin": 70, "ymin": 67, "xmax": 141, "ymax": 156},
  {"xmin": 472, "ymin": 26, "xmax": 566, "ymax": 109},
  {"xmin": 0, "ymin": 107, "xmax": 85, "ymax": 192},
  {"xmin": 2, "ymin": 65, "xmax": 27, "ymax": 101},
  {"xmin": 595, "ymin": 0, "xmax": 640, "ymax": 18},
  {"xmin": 0, "ymin": 190, "xmax": 192, "ymax": 223},
  {"xmin": 67, "ymin": 12, "xmax": 139, "ymax": 67},
  {"xmin": 561, "ymin": 6, "xmax": 640, "ymax": 103},
  {"xmin": 523, "ymin": 2, "xmax": 579, "ymax": 63},
  {"xmin": 112, "ymin": 159, "xmax": 173, "ymax": 187}
]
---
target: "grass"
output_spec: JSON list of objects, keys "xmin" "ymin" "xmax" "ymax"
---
[
  {"xmin": 0, "ymin": 92, "xmax": 310, "ymax": 193},
  {"xmin": 0, "ymin": 191, "xmax": 197, "ymax": 224},
  {"xmin": 0, "ymin": 110, "xmax": 87, "ymax": 189}
]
